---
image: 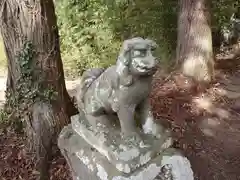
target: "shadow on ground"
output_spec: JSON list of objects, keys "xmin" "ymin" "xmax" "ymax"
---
[{"xmin": 150, "ymin": 52, "xmax": 240, "ymax": 180}]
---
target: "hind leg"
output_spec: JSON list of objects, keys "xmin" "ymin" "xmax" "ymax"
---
[
  {"xmin": 86, "ymin": 114, "xmax": 112, "ymax": 132},
  {"xmin": 84, "ymin": 99, "xmax": 112, "ymax": 131}
]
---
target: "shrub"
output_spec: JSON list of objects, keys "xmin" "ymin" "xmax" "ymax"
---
[
  {"xmin": 211, "ymin": 0, "xmax": 239, "ymax": 32},
  {"xmin": 55, "ymin": 0, "xmax": 178, "ymax": 78},
  {"xmin": 55, "ymin": 0, "xmax": 237, "ymax": 78}
]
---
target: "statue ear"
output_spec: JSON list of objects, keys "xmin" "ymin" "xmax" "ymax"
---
[
  {"xmin": 116, "ymin": 53, "xmax": 133, "ymax": 87},
  {"xmin": 122, "ymin": 39, "xmax": 134, "ymax": 52},
  {"xmin": 118, "ymin": 44, "xmax": 132, "ymax": 66},
  {"xmin": 122, "ymin": 49, "xmax": 131, "ymax": 65},
  {"xmin": 119, "ymin": 67, "xmax": 133, "ymax": 87},
  {"xmin": 145, "ymin": 39, "xmax": 158, "ymax": 49}
]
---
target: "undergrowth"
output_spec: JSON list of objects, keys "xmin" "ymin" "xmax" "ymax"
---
[
  {"xmin": 2, "ymin": 41, "xmax": 58, "ymax": 132},
  {"xmin": 55, "ymin": 0, "xmax": 178, "ymax": 78},
  {"xmin": 0, "ymin": 109, "xmax": 8, "ymax": 126}
]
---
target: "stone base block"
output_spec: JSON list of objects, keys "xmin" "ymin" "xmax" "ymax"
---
[
  {"xmin": 58, "ymin": 125, "xmax": 194, "ymax": 180},
  {"xmin": 71, "ymin": 114, "xmax": 173, "ymax": 173}
]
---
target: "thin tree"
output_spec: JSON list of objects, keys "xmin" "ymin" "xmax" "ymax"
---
[
  {"xmin": 0, "ymin": 0, "xmax": 77, "ymax": 179},
  {"xmin": 176, "ymin": 0, "xmax": 214, "ymax": 83}
]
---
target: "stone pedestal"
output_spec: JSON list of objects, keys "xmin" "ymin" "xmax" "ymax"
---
[{"xmin": 58, "ymin": 115, "xmax": 194, "ymax": 180}]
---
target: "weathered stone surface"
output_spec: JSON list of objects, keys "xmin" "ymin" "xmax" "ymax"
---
[
  {"xmin": 75, "ymin": 37, "xmax": 161, "ymax": 138},
  {"xmin": 57, "ymin": 37, "xmax": 194, "ymax": 180},
  {"xmin": 71, "ymin": 114, "xmax": 172, "ymax": 174},
  {"xmin": 58, "ymin": 125, "xmax": 194, "ymax": 180}
]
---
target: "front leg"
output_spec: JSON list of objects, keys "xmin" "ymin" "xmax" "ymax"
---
[
  {"xmin": 117, "ymin": 104, "xmax": 140, "ymax": 139},
  {"xmin": 138, "ymin": 99, "xmax": 164, "ymax": 137}
]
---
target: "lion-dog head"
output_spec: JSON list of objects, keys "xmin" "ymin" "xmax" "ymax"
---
[{"xmin": 116, "ymin": 37, "xmax": 159, "ymax": 86}]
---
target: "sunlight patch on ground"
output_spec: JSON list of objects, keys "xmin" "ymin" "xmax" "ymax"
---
[
  {"xmin": 192, "ymin": 95, "xmax": 214, "ymax": 111},
  {"xmin": 0, "ymin": 36, "xmax": 7, "ymax": 71},
  {"xmin": 193, "ymin": 93, "xmax": 230, "ymax": 119},
  {"xmin": 214, "ymin": 87, "xmax": 240, "ymax": 99},
  {"xmin": 212, "ymin": 107, "xmax": 230, "ymax": 119},
  {"xmin": 0, "ymin": 77, "xmax": 6, "ymax": 109},
  {"xmin": 199, "ymin": 117, "xmax": 221, "ymax": 137},
  {"xmin": 0, "ymin": 77, "xmax": 6, "ymax": 91}
]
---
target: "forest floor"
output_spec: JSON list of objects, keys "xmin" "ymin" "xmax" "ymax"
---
[{"xmin": 1, "ymin": 48, "xmax": 240, "ymax": 180}]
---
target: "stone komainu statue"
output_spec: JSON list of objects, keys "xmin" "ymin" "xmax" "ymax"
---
[
  {"xmin": 58, "ymin": 37, "xmax": 194, "ymax": 180},
  {"xmin": 76, "ymin": 37, "xmax": 161, "ymax": 138}
]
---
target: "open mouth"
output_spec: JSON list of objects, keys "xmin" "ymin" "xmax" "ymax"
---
[
  {"xmin": 135, "ymin": 65, "xmax": 151, "ymax": 72},
  {"xmin": 132, "ymin": 58, "xmax": 156, "ymax": 73}
]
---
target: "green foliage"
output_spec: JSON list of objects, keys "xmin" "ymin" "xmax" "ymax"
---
[
  {"xmin": 0, "ymin": 109, "xmax": 8, "ymax": 125},
  {"xmin": 55, "ymin": 0, "xmax": 178, "ymax": 78},
  {"xmin": 0, "ymin": 106, "xmax": 23, "ymax": 133},
  {"xmin": 6, "ymin": 41, "xmax": 36, "ymax": 117},
  {"xmin": 55, "ymin": 0, "xmax": 237, "ymax": 77},
  {"xmin": 1, "ymin": 41, "xmax": 59, "ymax": 132},
  {"xmin": 5, "ymin": 41, "xmax": 57, "ymax": 122},
  {"xmin": 56, "ymin": 0, "xmax": 119, "ymax": 78},
  {"xmin": 4, "ymin": 41, "xmax": 36, "ymax": 129},
  {"xmin": 105, "ymin": 0, "xmax": 178, "ymax": 65},
  {"xmin": 211, "ymin": 0, "xmax": 239, "ymax": 31}
]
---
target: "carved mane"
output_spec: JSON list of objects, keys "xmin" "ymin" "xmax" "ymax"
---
[
  {"xmin": 77, "ymin": 68, "xmax": 105, "ymax": 109},
  {"xmin": 116, "ymin": 37, "xmax": 158, "ymax": 87}
]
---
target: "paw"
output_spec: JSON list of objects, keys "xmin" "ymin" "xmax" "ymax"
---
[
  {"xmin": 111, "ymin": 99, "xmax": 120, "ymax": 112},
  {"xmin": 121, "ymin": 131, "xmax": 142, "ymax": 143},
  {"xmin": 143, "ymin": 121, "xmax": 164, "ymax": 138}
]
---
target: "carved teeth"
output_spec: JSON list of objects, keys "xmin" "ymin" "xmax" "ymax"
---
[{"xmin": 136, "ymin": 65, "xmax": 151, "ymax": 72}]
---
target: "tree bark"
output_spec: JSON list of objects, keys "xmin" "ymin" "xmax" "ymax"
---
[
  {"xmin": 176, "ymin": 0, "xmax": 214, "ymax": 83},
  {"xmin": 0, "ymin": 0, "xmax": 77, "ymax": 179}
]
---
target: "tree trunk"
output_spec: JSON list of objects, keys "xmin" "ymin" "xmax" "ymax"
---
[
  {"xmin": 176, "ymin": 0, "xmax": 214, "ymax": 83},
  {"xmin": 0, "ymin": 0, "xmax": 77, "ymax": 179}
]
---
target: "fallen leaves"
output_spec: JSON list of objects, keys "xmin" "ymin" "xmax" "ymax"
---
[
  {"xmin": 150, "ymin": 71, "xmax": 240, "ymax": 180},
  {"xmin": 0, "ymin": 130, "xmax": 71, "ymax": 180}
]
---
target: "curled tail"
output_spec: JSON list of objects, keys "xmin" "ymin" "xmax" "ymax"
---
[{"xmin": 77, "ymin": 68, "xmax": 105, "ymax": 110}]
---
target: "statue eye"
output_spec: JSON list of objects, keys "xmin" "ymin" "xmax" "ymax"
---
[
  {"xmin": 133, "ymin": 49, "xmax": 147, "ymax": 57},
  {"xmin": 133, "ymin": 50, "xmax": 141, "ymax": 56}
]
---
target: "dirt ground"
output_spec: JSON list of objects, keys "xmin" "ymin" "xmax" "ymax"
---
[
  {"xmin": 1, "ymin": 53, "xmax": 240, "ymax": 179},
  {"xmin": 151, "ymin": 70, "xmax": 240, "ymax": 180}
]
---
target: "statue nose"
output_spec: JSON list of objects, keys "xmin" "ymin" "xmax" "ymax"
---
[{"xmin": 145, "ymin": 58, "xmax": 157, "ymax": 68}]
